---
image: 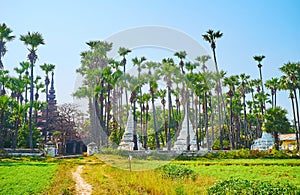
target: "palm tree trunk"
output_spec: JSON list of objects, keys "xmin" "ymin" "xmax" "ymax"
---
[
  {"xmin": 290, "ymin": 94, "xmax": 299, "ymax": 151},
  {"xmin": 133, "ymin": 102, "xmax": 138, "ymax": 150},
  {"xmin": 229, "ymin": 96, "xmax": 234, "ymax": 149},
  {"xmin": 212, "ymin": 48, "xmax": 225, "ymax": 150},
  {"xmin": 293, "ymin": 89, "xmax": 300, "ymax": 151},
  {"xmin": 195, "ymin": 96, "xmax": 200, "ymax": 150},
  {"xmin": 186, "ymin": 91, "xmax": 190, "ymax": 151},
  {"xmin": 242, "ymin": 94, "xmax": 248, "ymax": 147},
  {"xmin": 29, "ymin": 61, "xmax": 34, "ymax": 151},
  {"xmin": 167, "ymin": 86, "xmax": 172, "ymax": 150},
  {"xmin": 143, "ymin": 104, "xmax": 149, "ymax": 149},
  {"xmin": 0, "ymin": 111, "xmax": 4, "ymax": 149},
  {"xmin": 151, "ymin": 93, "xmax": 160, "ymax": 149},
  {"xmin": 204, "ymin": 93, "xmax": 209, "ymax": 150}
]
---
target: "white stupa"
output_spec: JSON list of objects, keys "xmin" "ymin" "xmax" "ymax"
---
[
  {"xmin": 173, "ymin": 105, "xmax": 198, "ymax": 151},
  {"xmin": 118, "ymin": 109, "xmax": 144, "ymax": 150},
  {"xmin": 251, "ymin": 132, "xmax": 274, "ymax": 151}
]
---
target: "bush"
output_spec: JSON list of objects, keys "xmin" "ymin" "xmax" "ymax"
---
[
  {"xmin": 158, "ymin": 164, "xmax": 197, "ymax": 180},
  {"xmin": 207, "ymin": 179, "xmax": 299, "ymax": 195},
  {"xmin": 212, "ymin": 140, "xmax": 231, "ymax": 150}
]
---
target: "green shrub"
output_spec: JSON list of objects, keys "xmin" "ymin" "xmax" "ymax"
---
[
  {"xmin": 207, "ymin": 179, "xmax": 299, "ymax": 195},
  {"xmin": 212, "ymin": 140, "xmax": 231, "ymax": 150},
  {"xmin": 158, "ymin": 164, "xmax": 197, "ymax": 180}
]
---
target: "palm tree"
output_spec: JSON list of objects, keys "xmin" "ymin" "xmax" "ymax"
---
[
  {"xmin": 202, "ymin": 29, "xmax": 225, "ymax": 149},
  {"xmin": 0, "ymin": 23, "xmax": 15, "ymax": 69},
  {"xmin": 20, "ymin": 32, "xmax": 45, "ymax": 150},
  {"xmin": 174, "ymin": 51, "xmax": 187, "ymax": 74},
  {"xmin": 141, "ymin": 93, "xmax": 151, "ymax": 149},
  {"xmin": 158, "ymin": 89, "xmax": 167, "ymax": 145},
  {"xmin": 239, "ymin": 73, "xmax": 250, "ymax": 146},
  {"xmin": 0, "ymin": 95, "xmax": 10, "ymax": 149},
  {"xmin": 40, "ymin": 63, "xmax": 55, "ymax": 141},
  {"xmin": 253, "ymin": 55, "xmax": 266, "ymax": 113},
  {"xmin": 265, "ymin": 77, "xmax": 279, "ymax": 108},
  {"xmin": 224, "ymin": 75, "xmax": 240, "ymax": 149},
  {"xmin": 118, "ymin": 47, "xmax": 131, "ymax": 117},
  {"xmin": 145, "ymin": 61, "xmax": 161, "ymax": 149},
  {"xmin": 132, "ymin": 56, "xmax": 147, "ymax": 143},
  {"xmin": 195, "ymin": 55, "xmax": 211, "ymax": 72}
]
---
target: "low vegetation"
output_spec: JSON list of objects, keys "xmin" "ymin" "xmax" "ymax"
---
[
  {"xmin": 1, "ymin": 155, "xmax": 300, "ymax": 194},
  {"xmin": 208, "ymin": 179, "xmax": 299, "ymax": 195},
  {"xmin": 0, "ymin": 161, "xmax": 57, "ymax": 195}
]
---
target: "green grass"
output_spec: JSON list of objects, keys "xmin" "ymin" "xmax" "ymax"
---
[
  {"xmin": 0, "ymin": 162, "xmax": 58, "ymax": 195},
  {"xmin": 186, "ymin": 161, "xmax": 300, "ymax": 189}
]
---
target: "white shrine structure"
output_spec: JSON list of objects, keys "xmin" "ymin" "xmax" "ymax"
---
[
  {"xmin": 173, "ymin": 106, "xmax": 198, "ymax": 151},
  {"xmin": 118, "ymin": 109, "xmax": 144, "ymax": 150},
  {"xmin": 251, "ymin": 132, "xmax": 274, "ymax": 151}
]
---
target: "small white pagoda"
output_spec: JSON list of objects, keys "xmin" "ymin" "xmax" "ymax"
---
[
  {"xmin": 118, "ymin": 109, "xmax": 144, "ymax": 150},
  {"xmin": 173, "ymin": 106, "xmax": 198, "ymax": 151},
  {"xmin": 251, "ymin": 132, "xmax": 274, "ymax": 151}
]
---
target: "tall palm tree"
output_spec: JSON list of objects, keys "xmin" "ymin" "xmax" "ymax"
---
[
  {"xmin": 158, "ymin": 89, "xmax": 167, "ymax": 145},
  {"xmin": 132, "ymin": 56, "xmax": 147, "ymax": 143},
  {"xmin": 224, "ymin": 75, "xmax": 240, "ymax": 149},
  {"xmin": 239, "ymin": 73, "xmax": 250, "ymax": 146},
  {"xmin": 0, "ymin": 23, "xmax": 15, "ymax": 69},
  {"xmin": 40, "ymin": 63, "xmax": 55, "ymax": 142},
  {"xmin": 202, "ymin": 29, "xmax": 225, "ymax": 149},
  {"xmin": 253, "ymin": 55, "xmax": 266, "ymax": 113},
  {"xmin": 20, "ymin": 32, "xmax": 45, "ymax": 151},
  {"xmin": 145, "ymin": 61, "xmax": 161, "ymax": 149},
  {"xmin": 118, "ymin": 47, "xmax": 131, "ymax": 117}
]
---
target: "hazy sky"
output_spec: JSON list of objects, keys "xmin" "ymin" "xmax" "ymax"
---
[{"xmin": 1, "ymin": 0, "xmax": 300, "ymax": 118}]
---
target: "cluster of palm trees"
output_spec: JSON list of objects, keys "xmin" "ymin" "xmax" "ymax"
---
[
  {"xmin": 75, "ymin": 29, "xmax": 299, "ymax": 151},
  {"xmin": 0, "ymin": 23, "xmax": 55, "ymax": 150}
]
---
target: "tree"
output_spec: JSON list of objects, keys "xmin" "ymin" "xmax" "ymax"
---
[
  {"xmin": 265, "ymin": 77, "xmax": 279, "ymax": 108},
  {"xmin": 118, "ymin": 47, "xmax": 131, "ymax": 116},
  {"xmin": 0, "ymin": 23, "xmax": 15, "ymax": 69},
  {"xmin": 174, "ymin": 51, "xmax": 187, "ymax": 74},
  {"xmin": 202, "ymin": 29, "xmax": 225, "ymax": 149},
  {"xmin": 262, "ymin": 107, "xmax": 290, "ymax": 150},
  {"xmin": 253, "ymin": 55, "xmax": 266, "ymax": 113},
  {"xmin": 20, "ymin": 32, "xmax": 45, "ymax": 150}
]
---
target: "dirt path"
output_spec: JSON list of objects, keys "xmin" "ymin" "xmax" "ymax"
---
[{"xmin": 72, "ymin": 165, "xmax": 92, "ymax": 195}]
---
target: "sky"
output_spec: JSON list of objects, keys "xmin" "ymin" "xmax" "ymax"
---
[{"xmin": 1, "ymin": 0, "xmax": 300, "ymax": 119}]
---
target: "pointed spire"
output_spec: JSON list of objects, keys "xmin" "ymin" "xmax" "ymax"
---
[{"xmin": 48, "ymin": 71, "xmax": 56, "ymax": 105}]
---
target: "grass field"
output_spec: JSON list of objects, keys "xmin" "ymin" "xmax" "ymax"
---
[
  {"xmin": 1, "ymin": 155, "xmax": 300, "ymax": 194},
  {"xmin": 0, "ymin": 161, "xmax": 57, "ymax": 195}
]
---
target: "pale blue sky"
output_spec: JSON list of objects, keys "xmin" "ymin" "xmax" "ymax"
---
[{"xmin": 1, "ymin": 0, "xmax": 300, "ymax": 118}]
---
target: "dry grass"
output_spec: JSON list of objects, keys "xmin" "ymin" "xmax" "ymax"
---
[{"xmin": 82, "ymin": 157, "xmax": 216, "ymax": 195}]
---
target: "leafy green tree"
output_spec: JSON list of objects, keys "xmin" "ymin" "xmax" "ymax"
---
[{"xmin": 262, "ymin": 107, "xmax": 290, "ymax": 150}]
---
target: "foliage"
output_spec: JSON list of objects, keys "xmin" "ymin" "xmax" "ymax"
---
[
  {"xmin": 207, "ymin": 179, "xmax": 299, "ymax": 195},
  {"xmin": 212, "ymin": 139, "xmax": 231, "ymax": 150},
  {"xmin": 0, "ymin": 162, "xmax": 58, "ymax": 195},
  {"xmin": 158, "ymin": 164, "xmax": 197, "ymax": 180}
]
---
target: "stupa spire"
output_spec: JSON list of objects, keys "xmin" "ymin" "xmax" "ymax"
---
[{"xmin": 48, "ymin": 71, "xmax": 56, "ymax": 105}]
